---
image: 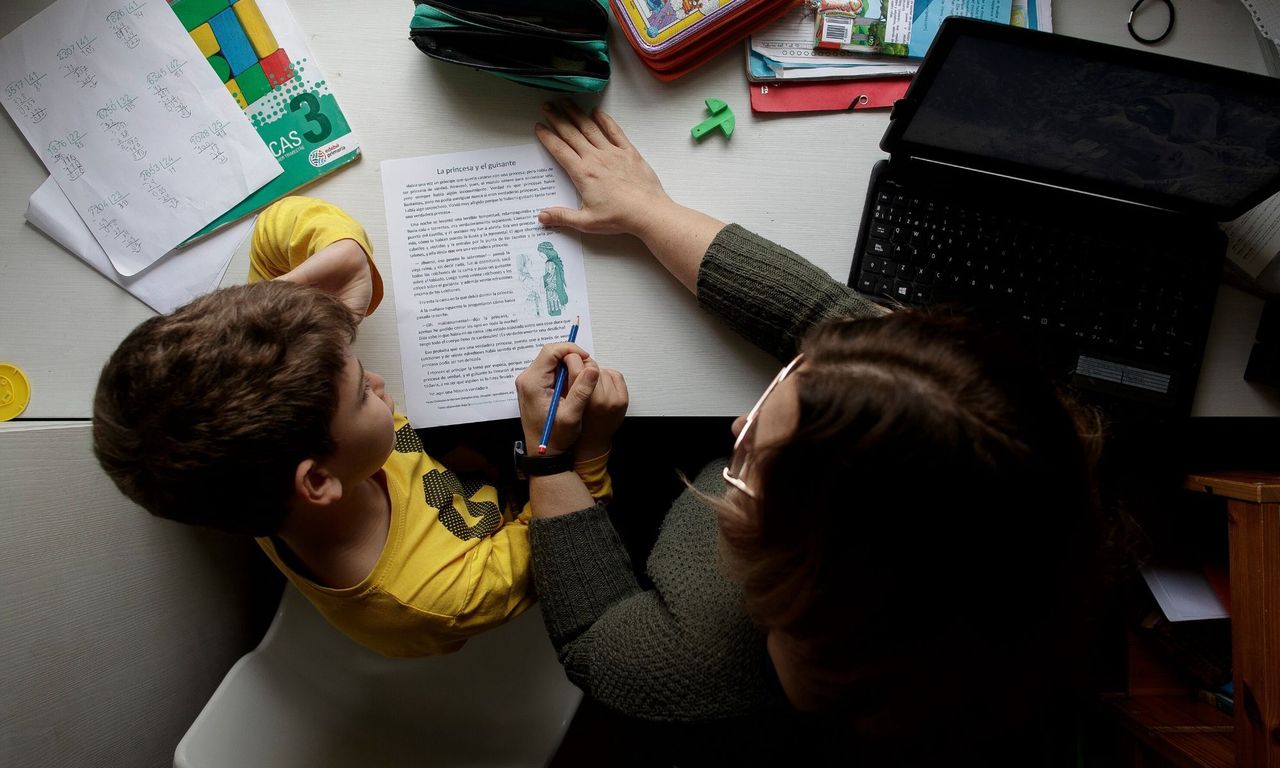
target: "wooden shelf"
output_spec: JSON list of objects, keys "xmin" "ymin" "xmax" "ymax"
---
[
  {"xmin": 1102, "ymin": 471, "xmax": 1280, "ymax": 768},
  {"xmin": 1183, "ymin": 473, "xmax": 1280, "ymax": 504},
  {"xmin": 1105, "ymin": 694, "xmax": 1234, "ymax": 768}
]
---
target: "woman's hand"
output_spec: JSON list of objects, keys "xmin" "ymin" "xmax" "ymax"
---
[
  {"xmin": 515, "ymin": 342, "xmax": 597, "ymax": 455},
  {"xmin": 535, "ymin": 101, "xmax": 670, "ymax": 237},
  {"xmin": 576, "ymin": 367, "xmax": 629, "ymax": 462},
  {"xmin": 277, "ymin": 238, "xmax": 374, "ymax": 321},
  {"xmin": 534, "ymin": 101, "xmax": 725, "ymax": 295}
]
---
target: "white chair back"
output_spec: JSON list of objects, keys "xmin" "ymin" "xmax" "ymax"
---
[{"xmin": 175, "ymin": 586, "xmax": 581, "ymax": 768}]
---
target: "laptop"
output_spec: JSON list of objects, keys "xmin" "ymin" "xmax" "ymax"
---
[{"xmin": 848, "ymin": 18, "xmax": 1280, "ymax": 418}]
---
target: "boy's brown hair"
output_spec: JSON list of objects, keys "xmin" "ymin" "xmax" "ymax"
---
[{"xmin": 93, "ymin": 281, "xmax": 357, "ymax": 536}]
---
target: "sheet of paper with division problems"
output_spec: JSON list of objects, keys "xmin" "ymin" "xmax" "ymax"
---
[{"xmin": 0, "ymin": 0, "xmax": 280, "ymax": 275}]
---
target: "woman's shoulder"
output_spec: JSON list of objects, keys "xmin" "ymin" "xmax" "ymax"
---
[
  {"xmin": 646, "ymin": 458, "xmax": 749, "ymax": 627},
  {"xmin": 653, "ymin": 458, "xmax": 727, "ymax": 549}
]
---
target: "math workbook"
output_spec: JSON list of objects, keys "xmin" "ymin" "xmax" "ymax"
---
[{"xmin": 170, "ymin": 0, "xmax": 360, "ymax": 240}]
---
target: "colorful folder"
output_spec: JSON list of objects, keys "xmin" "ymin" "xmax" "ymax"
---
[{"xmin": 748, "ymin": 77, "xmax": 911, "ymax": 113}]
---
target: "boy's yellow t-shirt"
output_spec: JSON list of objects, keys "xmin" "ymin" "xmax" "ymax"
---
[
  {"xmin": 247, "ymin": 197, "xmax": 612, "ymax": 657},
  {"xmin": 246, "ymin": 194, "xmax": 384, "ymax": 314},
  {"xmin": 259, "ymin": 416, "xmax": 612, "ymax": 657}
]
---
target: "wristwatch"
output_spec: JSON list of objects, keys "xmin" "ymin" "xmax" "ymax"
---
[{"xmin": 513, "ymin": 440, "xmax": 575, "ymax": 480}]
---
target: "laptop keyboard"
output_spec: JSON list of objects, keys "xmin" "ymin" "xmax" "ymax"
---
[{"xmin": 854, "ymin": 178, "xmax": 1216, "ymax": 369}]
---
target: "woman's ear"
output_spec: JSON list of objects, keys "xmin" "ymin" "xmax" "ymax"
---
[{"xmin": 294, "ymin": 458, "xmax": 343, "ymax": 507}]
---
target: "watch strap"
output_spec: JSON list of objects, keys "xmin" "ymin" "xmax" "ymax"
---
[{"xmin": 514, "ymin": 440, "xmax": 576, "ymax": 479}]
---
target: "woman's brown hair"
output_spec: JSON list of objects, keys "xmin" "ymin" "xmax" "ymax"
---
[
  {"xmin": 93, "ymin": 281, "xmax": 357, "ymax": 535},
  {"xmin": 719, "ymin": 310, "xmax": 1102, "ymax": 749}
]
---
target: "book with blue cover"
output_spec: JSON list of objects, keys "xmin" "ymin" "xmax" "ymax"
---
[
  {"xmin": 748, "ymin": 0, "xmax": 1048, "ymax": 84},
  {"xmin": 813, "ymin": 0, "xmax": 1048, "ymax": 59}
]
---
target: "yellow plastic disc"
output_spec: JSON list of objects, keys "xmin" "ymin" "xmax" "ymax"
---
[{"xmin": 0, "ymin": 363, "xmax": 31, "ymax": 421}]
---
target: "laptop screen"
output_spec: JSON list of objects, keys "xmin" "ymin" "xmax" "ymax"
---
[{"xmin": 894, "ymin": 28, "xmax": 1280, "ymax": 218}]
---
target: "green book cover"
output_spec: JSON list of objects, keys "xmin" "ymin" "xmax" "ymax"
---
[{"xmin": 169, "ymin": 0, "xmax": 360, "ymax": 241}]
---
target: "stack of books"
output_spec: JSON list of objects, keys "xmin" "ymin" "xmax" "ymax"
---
[
  {"xmin": 1135, "ymin": 564, "xmax": 1234, "ymax": 714},
  {"xmin": 611, "ymin": 0, "xmax": 795, "ymax": 81},
  {"xmin": 747, "ymin": 0, "xmax": 1051, "ymax": 112}
]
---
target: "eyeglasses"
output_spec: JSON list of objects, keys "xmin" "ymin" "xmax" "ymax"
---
[{"xmin": 723, "ymin": 354, "xmax": 804, "ymax": 499}]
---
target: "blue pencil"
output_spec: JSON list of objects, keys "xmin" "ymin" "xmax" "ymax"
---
[{"xmin": 539, "ymin": 316, "xmax": 580, "ymax": 454}]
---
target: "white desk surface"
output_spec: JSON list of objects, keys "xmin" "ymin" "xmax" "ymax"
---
[{"xmin": 2, "ymin": 0, "xmax": 1278, "ymax": 425}]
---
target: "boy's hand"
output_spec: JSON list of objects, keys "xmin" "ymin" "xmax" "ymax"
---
[
  {"xmin": 277, "ymin": 238, "xmax": 374, "ymax": 321},
  {"xmin": 515, "ymin": 343, "xmax": 596, "ymax": 456},
  {"xmin": 576, "ymin": 367, "xmax": 628, "ymax": 462},
  {"xmin": 535, "ymin": 102, "xmax": 671, "ymax": 238}
]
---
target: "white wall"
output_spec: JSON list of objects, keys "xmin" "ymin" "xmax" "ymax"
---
[{"xmin": 1, "ymin": 424, "xmax": 273, "ymax": 768}]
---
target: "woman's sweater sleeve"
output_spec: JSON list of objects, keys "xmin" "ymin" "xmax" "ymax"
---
[
  {"xmin": 530, "ymin": 504, "xmax": 642, "ymax": 649},
  {"xmin": 530, "ymin": 465, "xmax": 778, "ymax": 721},
  {"xmin": 696, "ymin": 223, "xmax": 883, "ymax": 360}
]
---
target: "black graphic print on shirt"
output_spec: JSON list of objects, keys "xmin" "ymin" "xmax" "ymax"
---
[
  {"xmin": 395, "ymin": 423, "xmax": 502, "ymax": 542},
  {"xmin": 422, "ymin": 471, "xmax": 502, "ymax": 541}
]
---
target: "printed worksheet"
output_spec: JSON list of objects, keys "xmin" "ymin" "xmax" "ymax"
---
[
  {"xmin": 382, "ymin": 143, "xmax": 593, "ymax": 428},
  {"xmin": 0, "ymin": 0, "xmax": 280, "ymax": 275},
  {"xmin": 1224, "ymin": 189, "xmax": 1280, "ymax": 278}
]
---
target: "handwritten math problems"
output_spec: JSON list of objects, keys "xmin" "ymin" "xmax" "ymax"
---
[{"xmin": 0, "ymin": 0, "xmax": 280, "ymax": 275}]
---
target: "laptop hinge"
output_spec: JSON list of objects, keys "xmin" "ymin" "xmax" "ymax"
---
[
  {"xmin": 894, "ymin": 155, "xmax": 1184, "ymax": 218},
  {"xmin": 888, "ymin": 98, "xmax": 917, "ymax": 123}
]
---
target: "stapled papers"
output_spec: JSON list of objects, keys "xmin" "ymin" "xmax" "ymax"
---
[
  {"xmin": 0, "ymin": 0, "xmax": 280, "ymax": 275},
  {"xmin": 26, "ymin": 176, "xmax": 251, "ymax": 314}
]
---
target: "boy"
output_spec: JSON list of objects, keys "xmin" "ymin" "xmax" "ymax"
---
[{"xmin": 92, "ymin": 196, "xmax": 615, "ymax": 656}]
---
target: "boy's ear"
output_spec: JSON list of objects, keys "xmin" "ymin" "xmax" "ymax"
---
[{"xmin": 294, "ymin": 458, "xmax": 342, "ymax": 507}]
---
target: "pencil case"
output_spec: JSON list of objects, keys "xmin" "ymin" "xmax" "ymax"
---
[
  {"xmin": 409, "ymin": 0, "xmax": 612, "ymax": 93},
  {"xmin": 610, "ymin": 0, "xmax": 795, "ymax": 81}
]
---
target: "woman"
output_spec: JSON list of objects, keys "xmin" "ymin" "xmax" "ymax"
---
[{"xmin": 515, "ymin": 103, "xmax": 1101, "ymax": 765}]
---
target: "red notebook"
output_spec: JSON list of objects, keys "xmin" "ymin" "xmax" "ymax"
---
[
  {"xmin": 611, "ymin": 0, "xmax": 796, "ymax": 81},
  {"xmin": 749, "ymin": 77, "xmax": 911, "ymax": 113}
]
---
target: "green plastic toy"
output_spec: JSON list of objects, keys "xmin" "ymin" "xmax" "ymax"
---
[{"xmin": 691, "ymin": 98, "xmax": 734, "ymax": 140}]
